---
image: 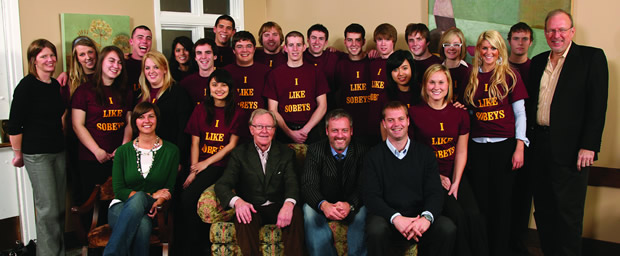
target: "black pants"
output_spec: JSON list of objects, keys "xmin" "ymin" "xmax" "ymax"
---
[
  {"xmin": 467, "ymin": 138, "xmax": 516, "ymax": 255},
  {"xmin": 531, "ymin": 128, "xmax": 588, "ymax": 256},
  {"xmin": 366, "ymin": 214, "xmax": 455, "ymax": 256},
  {"xmin": 78, "ymin": 160, "xmax": 112, "ymax": 227},
  {"xmin": 181, "ymin": 165, "xmax": 225, "ymax": 255},
  {"xmin": 510, "ymin": 152, "xmax": 533, "ymax": 253}
]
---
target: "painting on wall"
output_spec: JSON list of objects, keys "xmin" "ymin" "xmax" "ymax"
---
[
  {"xmin": 60, "ymin": 13, "xmax": 131, "ymax": 71},
  {"xmin": 428, "ymin": 0, "xmax": 572, "ymax": 60}
]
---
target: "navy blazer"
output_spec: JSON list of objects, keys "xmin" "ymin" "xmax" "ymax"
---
[{"xmin": 526, "ymin": 42, "xmax": 608, "ymax": 164}]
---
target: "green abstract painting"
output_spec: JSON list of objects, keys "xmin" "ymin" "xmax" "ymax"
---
[{"xmin": 60, "ymin": 13, "xmax": 131, "ymax": 71}]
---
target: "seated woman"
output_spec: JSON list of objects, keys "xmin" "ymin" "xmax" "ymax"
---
[{"xmin": 103, "ymin": 102, "xmax": 179, "ymax": 256}]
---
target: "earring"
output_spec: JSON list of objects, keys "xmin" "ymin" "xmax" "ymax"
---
[{"xmin": 497, "ymin": 57, "xmax": 503, "ymax": 65}]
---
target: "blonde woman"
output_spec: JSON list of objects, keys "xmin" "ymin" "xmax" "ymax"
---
[
  {"xmin": 438, "ymin": 28, "xmax": 470, "ymax": 102},
  {"xmin": 463, "ymin": 30, "xmax": 528, "ymax": 255}
]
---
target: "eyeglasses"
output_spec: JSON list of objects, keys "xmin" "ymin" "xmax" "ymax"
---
[
  {"xmin": 545, "ymin": 27, "xmax": 572, "ymax": 35},
  {"xmin": 442, "ymin": 43, "xmax": 462, "ymax": 48},
  {"xmin": 251, "ymin": 124, "xmax": 275, "ymax": 131}
]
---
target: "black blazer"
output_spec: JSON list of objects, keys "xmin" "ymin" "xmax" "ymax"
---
[
  {"xmin": 215, "ymin": 141, "xmax": 299, "ymax": 208},
  {"xmin": 301, "ymin": 139, "xmax": 368, "ymax": 213},
  {"xmin": 526, "ymin": 42, "xmax": 608, "ymax": 165}
]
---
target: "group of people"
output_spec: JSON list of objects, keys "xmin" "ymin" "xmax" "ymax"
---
[{"xmin": 8, "ymin": 8, "xmax": 607, "ymax": 256}]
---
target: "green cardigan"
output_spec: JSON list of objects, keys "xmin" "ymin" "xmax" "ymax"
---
[{"xmin": 112, "ymin": 140, "xmax": 180, "ymax": 201}]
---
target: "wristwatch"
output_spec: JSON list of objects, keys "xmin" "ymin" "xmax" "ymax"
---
[
  {"xmin": 421, "ymin": 213, "xmax": 433, "ymax": 223},
  {"xmin": 349, "ymin": 203, "xmax": 355, "ymax": 213}
]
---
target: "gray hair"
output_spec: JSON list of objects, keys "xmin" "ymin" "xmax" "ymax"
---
[
  {"xmin": 324, "ymin": 108, "xmax": 353, "ymax": 128},
  {"xmin": 248, "ymin": 108, "xmax": 277, "ymax": 126}
]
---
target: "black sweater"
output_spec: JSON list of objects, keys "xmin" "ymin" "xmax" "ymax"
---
[
  {"xmin": 363, "ymin": 140, "xmax": 444, "ymax": 221},
  {"xmin": 8, "ymin": 75, "xmax": 65, "ymax": 154}
]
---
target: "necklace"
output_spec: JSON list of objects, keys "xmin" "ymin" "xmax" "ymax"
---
[{"xmin": 134, "ymin": 136, "xmax": 161, "ymax": 176}]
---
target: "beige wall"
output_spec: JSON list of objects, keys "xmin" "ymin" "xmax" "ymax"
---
[{"xmin": 18, "ymin": 0, "xmax": 156, "ymax": 76}]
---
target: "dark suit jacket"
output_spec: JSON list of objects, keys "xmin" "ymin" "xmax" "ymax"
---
[
  {"xmin": 301, "ymin": 139, "xmax": 368, "ymax": 213},
  {"xmin": 215, "ymin": 141, "xmax": 299, "ymax": 208},
  {"xmin": 527, "ymin": 42, "xmax": 608, "ymax": 165},
  {"xmin": 154, "ymin": 84, "xmax": 192, "ymax": 163}
]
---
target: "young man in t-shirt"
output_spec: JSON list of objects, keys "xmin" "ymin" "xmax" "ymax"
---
[
  {"xmin": 405, "ymin": 23, "xmax": 442, "ymax": 83},
  {"xmin": 507, "ymin": 21, "xmax": 534, "ymax": 256},
  {"xmin": 127, "ymin": 25, "xmax": 153, "ymax": 102},
  {"xmin": 334, "ymin": 23, "xmax": 372, "ymax": 142},
  {"xmin": 179, "ymin": 38, "xmax": 218, "ymax": 106},
  {"xmin": 303, "ymin": 24, "xmax": 342, "ymax": 108},
  {"xmin": 264, "ymin": 31, "xmax": 329, "ymax": 144},
  {"xmin": 223, "ymin": 31, "xmax": 271, "ymax": 141},
  {"xmin": 254, "ymin": 21, "xmax": 288, "ymax": 69},
  {"xmin": 213, "ymin": 15, "xmax": 236, "ymax": 68}
]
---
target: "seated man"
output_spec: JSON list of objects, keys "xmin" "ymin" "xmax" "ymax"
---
[
  {"xmin": 364, "ymin": 101, "xmax": 456, "ymax": 256},
  {"xmin": 301, "ymin": 109, "xmax": 369, "ymax": 256},
  {"xmin": 215, "ymin": 108, "xmax": 305, "ymax": 256}
]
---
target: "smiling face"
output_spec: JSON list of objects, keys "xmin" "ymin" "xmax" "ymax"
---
[
  {"xmin": 425, "ymin": 70, "xmax": 449, "ymax": 104},
  {"xmin": 214, "ymin": 19, "xmax": 235, "ymax": 46},
  {"xmin": 250, "ymin": 113, "xmax": 276, "ymax": 149},
  {"xmin": 443, "ymin": 36, "xmax": 462, "ymax": 61},
  {"xmin": 407, "ymin": 32, "xmax": 429, "ymax": 58},
  {"xmin": 479, "ymin": 40, "xmax": 499, "ymax": 70},
  {"xmin": 375, "ymin": 35, "xmax": 394, "ymax": 58},
  {"xmin": 382, "ymin": 106, "xmax": 409, "ymax": 142},
  {"xmin": 209, "ymin": 77, "xmax": 229, "ymax": 105},
  {"xmin": 284, "ymin": 36, "xmax": 306, "ymax": 63},
  {"xmin": 261, "ymin": 27, "xmax": 282, "ymax": 53},
  {"xmin": 545, "ymin": 12, "xmax": 574, "ymax": 55},
  {"xmin": 75, "ymin": 45, "xmax": 96, "ymax": 72},
  {"xmin": 344, "ymin": 32, "xmax": 365, "ymax": 58},
  {"xmin": 130, "ymin": 28, "xmax": 152, "ymax": 59},
  {"xmin": 174, "ymin": 43, "xmax": 190, "ymax": 65},
  {"xmin": 326, "ymin": 117, "xmax": 352, "ymax": 154},
  {"xmin": 307, "ymin": 30, "xmax": 328, "ymax": 56},
  {"xmin": 34, "ymin": 47, "xmax": 57, "ymax": 75},
  {"xmin": 101, "ymin": 51, "xmax": 122, "ymax": 84},
  {"xmin": 195, "ymin": 44, "xmax": 216, "ymax": 72},
  {"xmin": 136, "ymin": 109, "xmax": 157, "ymax": 135},
  {"xmin": 144, "ymin": 57, "xmax": 165, "ymax": 88},
  {"xmin": 391, "ymin": 59, "xmax": 412, "ymax": 87},
  {"xmin": 233, "ymin": 39, "xmax": 255, "ymax": 66}
]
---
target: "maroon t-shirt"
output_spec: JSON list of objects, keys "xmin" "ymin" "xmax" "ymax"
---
[
  {"xmin": 223, "ymin": 63, "xmax": 271, "ymax": 140},
  {"xmin": 254, "ymin": 49, "xmax": 287, "ymax": 69},
  {"xmin": 304, "ymin": 50, "xmax": 343, "ymax": 92},
  {"xmin": 184, "ymin": 105, "xmax": 242, "ymax": 166},
  {"xmin": 335, "ymin": 57, "xmax": 371, "ymax": 135},
  {"xmin": 71, "ymin": 82, "xmax": 132, "ymax": 161},
  {"xmin": 410, "ymin": 102, "xmax": 470, "ymax": 178},
  {"xmin": 126, "ymin": 55, "xmax": 143, "ymax": 102},
  {"xmin": 263, "ymin": 62, "xmax": 330, "ymax": 125},
  {"xmin": 413, "ymin": 55, "xmax": 442, "ymax": 82},
  {"xmin": 469, "ymin": 69, "xmax": 528, "ymax": 138},
  {"xmin": 179, "ymin": 72, "xmax": 210, "ymax": 106},
  {"xmin": 216, "ymin": 46, "xmax": 235, "ymax": 68},
  {"xmin": 449, "ymin": 63, "xmax": 471, "ymax": 103},
  {"xmin": 510, "ymin": 59, "xmax": 531, "ymax": 88},
  {"xmin": 148, "ymin": 87, "xmax": 161, "ymax": 104},
  {"xmin": 367, "ymin": 58, "xmax": 388, "ymax": 137}
]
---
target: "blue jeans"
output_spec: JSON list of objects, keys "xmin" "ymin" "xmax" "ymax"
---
[
  {"xmin": 23, "ymin": 152, "xmax": 66, "ymax": 256},
  {"xmin": 303, "ymin": 203, "xmax": 368, "ymax": 256},
  {"xmin": 103, "ymin": 191, "xmax": 155, "ymax": 256}
]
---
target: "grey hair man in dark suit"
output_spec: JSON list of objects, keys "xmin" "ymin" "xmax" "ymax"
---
[
  {"xmin": 527, "ymin": 9, "xmax": 608, "ymax": 256},
  {"xmin": 301, "ymin": 109, "xmax": 369, "ymax": 256},
  {"xmin": 215, "ymin": 108, "xmax": 305, "ymax": 256}
]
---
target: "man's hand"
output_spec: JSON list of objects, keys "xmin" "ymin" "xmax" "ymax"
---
[
  {"xmin": 276, "ymin": 202, "xmax": 295, "ymax": 228},
  {"xmin": 94, "ymin": 148, "xmax": 111, "ymax": 163},
  {"xmin": 393, "ymin": 215, "xmax": 419, "ymax": 240},
  {"xmin": 57, "ymin": 72, "xmax": 68, "ymax": 86},
  {"xmin": 287, "ymin": 130, "xmax": 308, "ymax": 144},
  {"xmin": 320, "ymin": 202, "xmax": 345, "ymax": 220},
  {"xmin": 577, "ymin": 149, "xmax": 595, "ymax": 171},
  {"xmin": 439, "ymin": 174, "xmax": 451, "ymax": 191},
  {"xmin": 334, "ymin": 201, "xmax": 351, "ymax": 217},
  {"xmin": 407, "ymin": 216, "xmax": 431, "ymax": 242},
  {"xmin": 234, "ymin": 198, "xmax": 257, "ymax": 224},
  {"xmin": 367, "ymin": 49, "xmax": 379, "ymax": 59}
]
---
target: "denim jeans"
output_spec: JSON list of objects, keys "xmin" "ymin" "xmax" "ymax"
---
[
  {"xmin": 303, "ymin": 203, "xmax": 368, "ymax": 256},
  {"xmin": 23, "ymin": 152, "xmax": 66, "ymax": 256},
  {"xmin": 103, "ymin": 191, "xmax": 155, "ymax": 256}
]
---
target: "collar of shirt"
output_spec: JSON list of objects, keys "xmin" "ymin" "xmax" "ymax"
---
[
  {"xmin": 254, "ymin": 142, "xmax": 271, "ymax": 155},
  {"xmin": 386, "ymin": 137, "xmax": 410, "ymax": 160},
  {"xmin": 330, "ymin": 146, "xmax": 349, "ymax": 158}
]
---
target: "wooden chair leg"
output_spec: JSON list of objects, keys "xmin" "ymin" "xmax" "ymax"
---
[
  {"xmin": 162, "ymin": 243, "xmax": 169, "ymax": 256},
  {"xmin": 81, "ymin": 246, "xmax": 88, "ymax": 256}
]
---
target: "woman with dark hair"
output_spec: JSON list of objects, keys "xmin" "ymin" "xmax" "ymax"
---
[
  {"xmin": 439, "ymin": 28, "xmax": 471, "ymax": 103},
  {"xmin": 182, "ymin": 68, "xmax": 242, "ymax": 254},
  {"xmin": 103, "ymin": 102, "xmax": 179, "ymax": 256},
  {"xmin": 72, "ymin": 46, "xmax": 133, "ymax": 206},
  {"xmin": 463, "ymin": 30, "xmax": 528, "ymax": 255},
  {"xmin": 9, "ymin": 39, "xmax": 66, "ymax": 256},
  {"xmin": 410, "ymin": 64, "xmax": 487, "ymax": 256},
  {"xmin": 169, "ymin": 36, "xmax": 197, "ymax": 82}
]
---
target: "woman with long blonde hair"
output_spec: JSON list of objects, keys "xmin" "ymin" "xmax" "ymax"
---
[{"xmin": 463, "ymin": 30, "xmax": 528, "ymax": 255}]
